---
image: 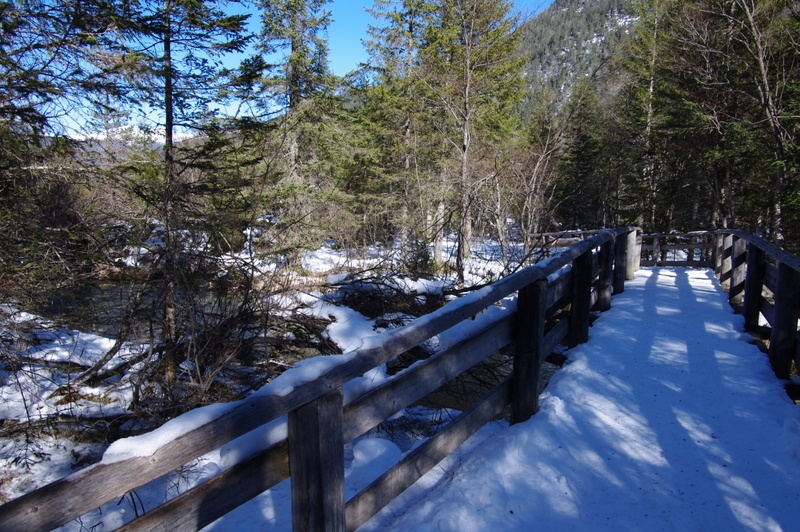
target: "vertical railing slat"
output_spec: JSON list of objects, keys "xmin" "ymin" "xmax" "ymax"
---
[
  {"xmin": 720, "ymin": 233, "xmax": 733, "ymax": 290},
  {"xmin": 743, "ymin": 244, "xmax": 766, "ymax": 330},
  {"xmin": 289, "ymin": 389, "xmax": 345, "ymax": 532},
  {"xmin": 714, "ymin": 233, "xmax": 724, "ymax": 275},
  {"xmin": 569, "ymin": 250, "xmax": 593, "ymax": 347},
  {"xmin": 596, "ymin": 239, "xmax": 614, "ymax": 311},
  {"xmin": 510, "ymin": 279, "xmax": 548, "ymax": 424},
  {"xmin": 768, "ymin": 263, "xmax": 800, "ymax": 379},
  {"xmin": 613, "ymin": 230, "xmax": 628, "ymax": 294},
  {"xmin": 652, "ymin": 236, "xmax": 661, "ymax": 266},
  {"xmin": 730, "ymin": 236, "xmax": 747, "ymax": 306},
  {"xmin": 626, "ymin": 229, "xmax": 640, "ymax": 278}
]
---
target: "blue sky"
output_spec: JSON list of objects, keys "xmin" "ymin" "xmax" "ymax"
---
[{"xmin": 326, "ymin": 0, "xmax": 554, "ymax": 76}]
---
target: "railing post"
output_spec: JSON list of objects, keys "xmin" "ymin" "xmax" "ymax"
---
[
  {"xmin": 613, "ymin": 231, "xmax": 628, "ymax": 294},
  {"xmin": 714, "ymin": 233, "xmax": 724, "ymax": 275},
  {"xmin": 626, "ymin": 229, "xmax": 639, "ymax": 279},
  {"xmin": 768, "ymin": 263, "xmax": 800, "ymax": 379},
  {"xmin": 743, "ymin": 243, "xmax": 766, "ymax": 330},
  {"xmin": 720, "ymin": 233, "xmax": 733, "ymax": 290},
  {"xmin": 289, "ymin": 388, "xmax": 345, "ymax": 532},
  {"xmin": 596, "ymin": 238, "xmax": 614, "ymax": 311},
  {"xmin": 729, "ymin": 236, "xmax": 747, "ymax": 306},
  {"xmin": 704, "ymin": 233, "xmax": 714, "ymax": 264},
  {"xmin": 511, "ymin": 279, "xmax": 547, "ymax": 424},
  {"xmin": 569, "ymin": 250, "xmax": 593, "ymax": 347},
  {"xmin": 652, "ymin": 236, "xmax": 661, "ymax": 267}
]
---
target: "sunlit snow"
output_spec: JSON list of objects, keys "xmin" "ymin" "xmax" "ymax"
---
[{"xmin": 1, "ymin": 268, "xmax": 799, "ymax": 532}]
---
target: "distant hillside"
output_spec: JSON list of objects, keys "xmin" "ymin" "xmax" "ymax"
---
[{"xmin": 519, "ymin": 0, "xmax": 635, "ymax": 112}]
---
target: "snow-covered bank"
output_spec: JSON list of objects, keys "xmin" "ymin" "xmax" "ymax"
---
[
  {"xmin": 4, "ymin": 267, "xmax": 799, "ymax": 531},
  {"xmin": 359, "ymin": 268, "xmax": 800, "ymax": 531}
]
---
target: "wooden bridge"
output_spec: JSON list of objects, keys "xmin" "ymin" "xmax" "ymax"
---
[{"xmin": 1, "ymin": 228, "xmax": 798, "ymax": 531}]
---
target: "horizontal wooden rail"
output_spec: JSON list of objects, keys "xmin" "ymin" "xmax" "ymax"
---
[
  {"xmin": 639, "ymin": 232, "xmax": 715, "ymax": 268},
  {"xmin": 0, "ymin": 227, "xmax": 636, "ymax": 531}
]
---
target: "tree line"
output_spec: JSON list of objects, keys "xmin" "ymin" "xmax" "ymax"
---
[
  {"xmin": 551, "ymin": 0, "xmax": 800, "ymax": 246},
  {"xmin": 0, "ymin": 0, "xmax": 798, "ymax": 414}
]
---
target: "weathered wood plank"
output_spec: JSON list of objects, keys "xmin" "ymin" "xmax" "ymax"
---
[
  {"xmin": 595, "ymin": 239, "xmax": 614, "ymax": 311},
  {"xmin": 627, "ymin": 230, "xmax": 640, "ymax": 278},
  {"xmin": 764, "ymin": 261, "xmax": 778, "ymax": 293},
  {"xmin": 546, "ymin": 267, "xmax": 572, "ymax": 311},
  {"xmin": 0, "ymin": 400, "xmax": 305, "ymax": 532},
  {"xmin": 614, "ymin": 231, "xmax": 628, "ymax": 294},
  {"xmin": 659, "ymin": 242, "xmax": 715, "ymax": 251},
  {"xmin": 543, "ymin": 317, "xmax": 570, "ymax": 356},
  {"xmin": 342, "ymin": 315, "xmax": 514, "ymax": 442},
  {"xmin": 118, "ymin": 440, "xmax": 290, "ymax": 532},
  {"xmin": 344, "ymin": 379, "xmax": 511, "ymax": 532},
  {"xmin": 651, "ymin": 236, "xmax": 661, "ymax": 266},
  {"xmin": 714, "ymin": 233, "xmax": 724, "ymax": 275},
  {"xmin": 743, "ymin": 244, "xmax": 766, "ymax": 330},
  {"xmin": 719, "ymin": 233, "xmax": 733, "ymax": 288},
  {"xmin": 569, "ymin": 250, "xmax": 593, "ymax": 347},
  {"xmin": 768, "ymin": 263, "xmax": 800, "ymax": 379},
  {"xmin": 511, "ymin": 279, "xmax": 547, "ymax": 424},
  {"xmin": 289, "ymin": 388, "xmax": 345, "ymax": 532},
  {"xmin": 760, "ymin": 300, "xmax": 776, "ymax": 328},
  {"xmin": 730, "ymin": 236, "xmax": 747, "ymax": 305}
]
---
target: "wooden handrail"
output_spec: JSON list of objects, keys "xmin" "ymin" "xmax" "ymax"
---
[
  {"xmin": 4, "ymin": 226, "xmax": 797, "ymax": 532},
  {"xmin": 4, "ymin": 226, "xmax": 796, "ymax": 531},
  {"xmin": 15, "ymin": 227, "xmax": 772, "ymax": 530}
]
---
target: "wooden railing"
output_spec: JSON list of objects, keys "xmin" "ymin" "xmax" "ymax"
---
[
  {"xmin": 0, "ymin": 227, "xmax": 638, "ymax": 532},
  {"xmin": 640, "ymin": 230, "xmax": 800, "ymax": 379},
  {"xmin": 639, "ymin": 231, "xmax": 715, "ymax": 267}
]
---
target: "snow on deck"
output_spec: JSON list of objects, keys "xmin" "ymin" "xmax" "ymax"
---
[{"xmin": 361, "ymin": 268, "xmax": 800, "ymax": 532}]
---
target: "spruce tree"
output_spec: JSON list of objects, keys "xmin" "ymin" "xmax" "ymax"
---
[
  {"xmin": 105, "ymin": 0, "xmax": 251, "ymax": 395},
  {"xmin": 418, "ymin": 0, "xmax": 524, "ymax": 283}
]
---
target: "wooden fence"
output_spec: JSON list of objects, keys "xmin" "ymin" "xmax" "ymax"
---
[
  {"xmin": 2, "ymin": 227, "xmax": 797, "ymax": 532},
  {"xmin": 0, "ymin": 227, "xmax": 637, "ymax": 532},
  {"xmin": 640, "ymin": 230, "xmax": 800, "ymax": 379}
]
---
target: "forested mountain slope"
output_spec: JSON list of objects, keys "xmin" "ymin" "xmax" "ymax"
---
[{"xmin": 519, "ymin": 0, "xmax": 634, "ymax": 109}]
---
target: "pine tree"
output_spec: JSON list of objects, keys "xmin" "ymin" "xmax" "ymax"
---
[
  {"xmin": 418, "ymin": 0, "xmax": 524, "ymax": 283},
  {"xmin": 362, "ymin": 0, "xmax": 441, "ymax": 264},
  {"xmin": 0, "ymin": 0, "xmax": 138, "ymax": 300},
  {"xmin": 252, "ymin": 0, "xmax": 332, "ymax": 185},
  {"xmin": 107, "ymin": 0, "xmax": 250, "ymax": 390}
]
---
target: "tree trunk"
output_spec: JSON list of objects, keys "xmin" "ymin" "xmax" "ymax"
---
[{"xmin": 162, "ymin": 0, "xmax": 178, "ymax": 384}]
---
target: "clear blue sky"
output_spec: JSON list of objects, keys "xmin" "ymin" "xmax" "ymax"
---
[{"xmin": 326, "ymin": 0, "xmax": 554, "ymax": 76}]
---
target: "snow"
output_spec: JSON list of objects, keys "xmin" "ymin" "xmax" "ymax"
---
[
  {"xmin": 103, "ymin": 402, "xmax": 237, "ymax": 464},
  {"xmin": 358, "ymin": 268, "xmax": 800, "ymax": 531},
  {"xmin": 0, "ymin": 304, "xmax": 140, "ymax": 422},
  {"xmin": 3, "ymin": 267, "xmax": 800, "ymax": 531}
]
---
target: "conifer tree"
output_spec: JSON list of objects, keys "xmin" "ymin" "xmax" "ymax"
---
[
  {"xmin": 254, "ymin": 0, "xmax": 332, "ymax": 183},
  {"xmin": 418, "ymin": 0, "xmax": 524, "ymax": 283},
  {"xmin": 0, "ymin": 0, "xmax": 139, "ymax": 299},
  {"xmin": 107, "ymin": 0, "xmax": 250, "ymax": 392},
  {"xmin": 362, "ymin": 0, "xmax": 441, "ymax": 264}
]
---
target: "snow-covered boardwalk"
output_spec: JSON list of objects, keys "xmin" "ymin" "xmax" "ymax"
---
[{"xmin": 365, "ymin": 268, "xmax": 800, "ymax": 532}]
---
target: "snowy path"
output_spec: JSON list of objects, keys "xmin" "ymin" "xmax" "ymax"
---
[{"xmin": 361, "ymin": 268, "xmax": 800, "ymax": 532}]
